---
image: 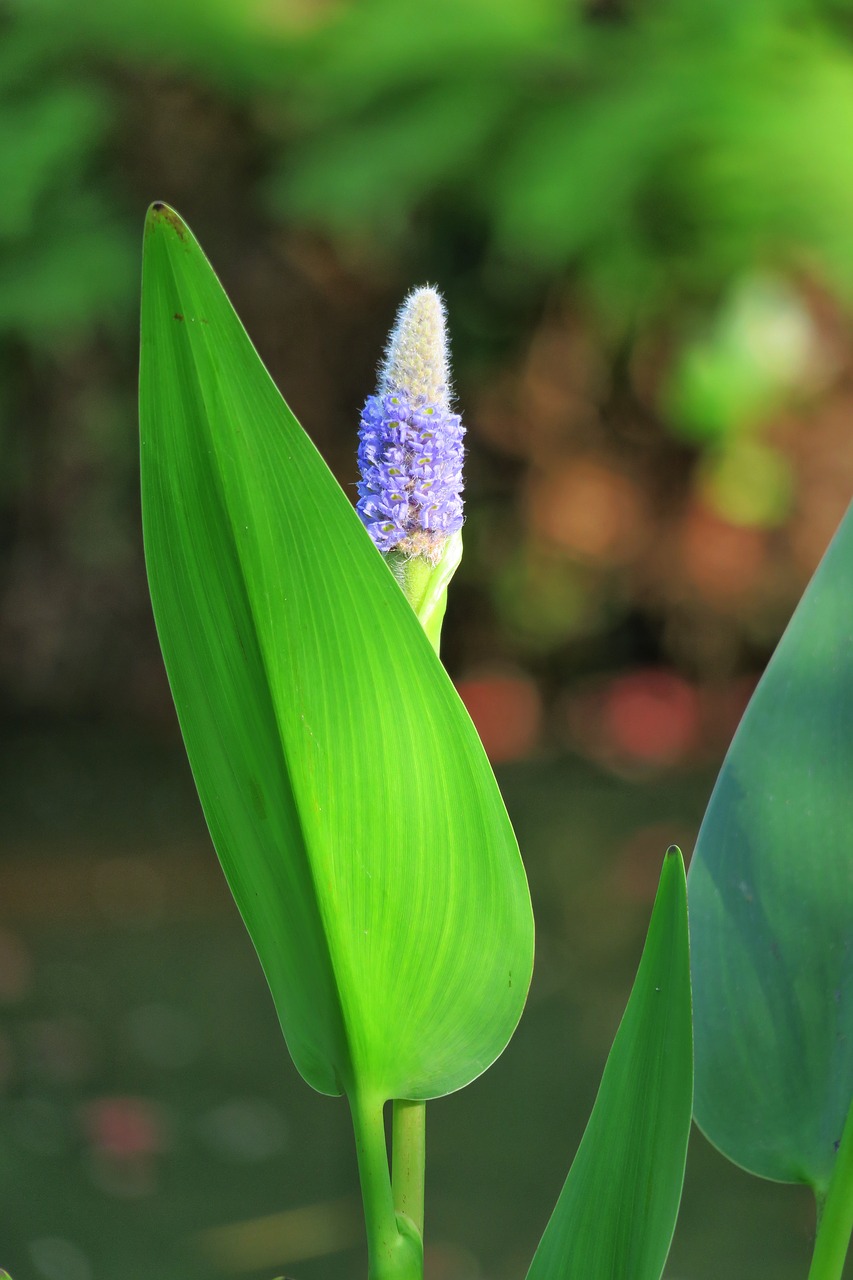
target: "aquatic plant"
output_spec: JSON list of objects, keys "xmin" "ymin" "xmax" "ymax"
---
[{"xmin": 139, "ymin": 204, "xmax": 851, "ymax": 1280}]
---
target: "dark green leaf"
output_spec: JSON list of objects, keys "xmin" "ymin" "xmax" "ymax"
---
[{"xmin": 689, "ymin": 503, "xmax": 853, "ymax": 1191}]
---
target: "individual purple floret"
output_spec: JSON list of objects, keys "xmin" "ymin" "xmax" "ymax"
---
[{"xmin": 357, "ymin": 287, "xmax": 465, "ymax": 563}]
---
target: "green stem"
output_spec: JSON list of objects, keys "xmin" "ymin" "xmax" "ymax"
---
[
  {"xmin": 349, "ymin": 1091, "xmax": 423, "ymax": 1280},
  {"xmin": 808, "ymin": 1094, "xmax": 853, "ymax": 1280},
  {"xmin": 392, "ymin": 1099, "xmax": 426, "ymax": 1235},
  {"xmin": 386, "ymin": 530, "xmax": 462, "ymax": 657},
  {"xmin": 378, "ymin": 532, "xmax": 460, "ymax": 1269}
]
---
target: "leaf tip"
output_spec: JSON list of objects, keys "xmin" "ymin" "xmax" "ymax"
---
[
  {"xmin": 661, "ymin": 845, "xmax": 687, "ymax": 902},
  {"xmin": 146, "ymin": 201, "xmax": 188, "ymax": 241}
]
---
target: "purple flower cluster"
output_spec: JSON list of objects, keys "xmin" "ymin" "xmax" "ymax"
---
[{"xmin": 357, "ymin": 390, "xmax": 465, "ymax": 559}]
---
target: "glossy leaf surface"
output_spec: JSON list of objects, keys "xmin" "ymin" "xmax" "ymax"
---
[
  {"xmin": 689, "ymin": 504, "xmax": 853, "ymax": 1190},
  {"xmin": 139, "ymin": 204, "xmax": 533, "ymax": 1103},
  {"xmin": 526, "ymin": 848, "xmax": 692, "ymax": 1280}
]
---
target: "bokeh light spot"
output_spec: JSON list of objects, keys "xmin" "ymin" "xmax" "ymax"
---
[
  {"xmin": 197, "ymin": 1097, "xmax": 288, "ymax": 1163},
  {"xmin": 455, "ymin": 670, "xmax": 541, "ymax": 762},
  {"xmin": 29, "ymin": 1238, "xmax": 92, "ymax": 1280},
  {"xmin": 530, "ymin": 459, "xmax": 648, "ymax": 565},
  {"xmin": 124, "ymin": 1002, "xmax": 199, "ymax": 1071},
  {"xmin": 603, "ymin": 669, "xmax": 700, "ymax": 766}
]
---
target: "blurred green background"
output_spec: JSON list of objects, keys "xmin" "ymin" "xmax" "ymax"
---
[{"xmin": 1, "ymin": 0, "xmax": 852, "ymax": 1277}]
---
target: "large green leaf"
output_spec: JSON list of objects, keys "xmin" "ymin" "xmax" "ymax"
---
[
  {"xmin": 689, "ymin": 504, "xmax": 853, "ymax": 1191},
  {"xmin": 526, "ymin": 847, "xmax": 692, "ymax": 1280},
  {"xmin": 138, "ymin": 203, "xmax": 533, "ymax": 1104}
]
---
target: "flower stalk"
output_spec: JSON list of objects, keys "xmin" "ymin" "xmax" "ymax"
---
[
  {"xmin": 355, "ymin": 285, "xmax": 467, "ymax": 1266},
  {"xmin": 808, "ymin": 1095, "xmax": 853, "ymax": 1280},
  {"xmin": 350, "ymin": 1090, "xmax": 423, "ymax": 1280}
]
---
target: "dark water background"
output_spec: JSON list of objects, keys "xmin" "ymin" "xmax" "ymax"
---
[{"xmin": 0, "ymin": 725, "xmax": 838, "ymax": 1280}]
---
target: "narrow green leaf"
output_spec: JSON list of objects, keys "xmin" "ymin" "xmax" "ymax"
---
[
  {"xmin": 138, "ymin": 204, "xmax": 533, "ymax": 1105},
  {"xmin": 526, "ymin": 848, "xmax": 692, "ymax": 1280},
  {"xmin": 689, "ymin": 503, "xmax": 853, "ymax": 1191}
]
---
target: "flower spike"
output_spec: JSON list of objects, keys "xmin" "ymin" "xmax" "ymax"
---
[{"xmin": 357, "ymin": 287, "xmax": 465, "ymax": 565}]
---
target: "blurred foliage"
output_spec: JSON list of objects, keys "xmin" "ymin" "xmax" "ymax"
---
[
  {"xmin": 7, "ymin": 0, "xmax": 853, "ymax": 338},
  {"xmin": 4, "ymin": 0, "xmax": 853, "ymax": 733},
  {"xmin": 7, "ymin": 0, "xmax": 853, "ymax": 352},
  {"xmin": 268, "ymin": 0, "xmax": 853, "ymax": 319}
]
